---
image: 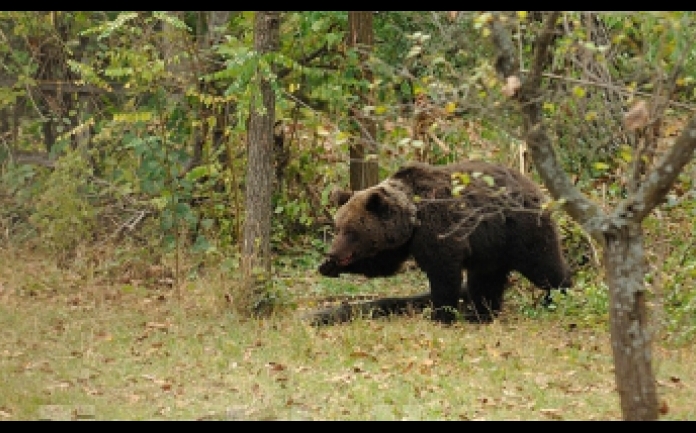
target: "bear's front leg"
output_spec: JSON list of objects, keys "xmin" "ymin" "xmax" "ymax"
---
[
  {"xmin": 464, "ymin": 269, "xmax": 509, "ymax": 323},
  {"xmin": 426, "ymin": 269, "xmax": 463, "ymax": 324}
]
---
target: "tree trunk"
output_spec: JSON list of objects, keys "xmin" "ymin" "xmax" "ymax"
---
[
  {"xmin": 603, "ymin": 222, "xmax": 659, "ymax": 420},
  {"xmin": 485, "ymin": 11, "xmax": 689, "ymax": 419},
  {"xmin": 161, "ymin": 11, "xmax": 191, "ymax": 111},
  {"xmin": 205, "ymin": 11, "xmax": 231, "ymax": 47},
  {"xmin": 12, "ymin": 101, "xmax": 21, "ymax": 148},
  {"xmin": 348, "ymin": 12, "xmax": 378, "ymax": 191},
  {"xmin": 239, "ymin": 11, "xmax": 280, "ymax": 315}
]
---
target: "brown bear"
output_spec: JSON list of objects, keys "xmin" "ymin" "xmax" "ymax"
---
[{"xmin": 317, "ymin": 160, "xmax": 572, "ymax": 324}]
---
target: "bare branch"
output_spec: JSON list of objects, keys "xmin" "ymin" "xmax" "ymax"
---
[
  {"xmin": 521, "ymin": 70, "xmax": 696, "ymax": 112},
  {"xmin": 114, "ymin": 210, "xmax": 151, "ymax": 239},
  {"xmin": 489, "ymin": 11, "xmax": 608, "ymax": 239},
  {"xmin": 0, "ymin": 78, "xmax": 124, "ymax": 95},
  {"xmin": 614, "ymin": 115, "xmax": 696, "ymax": 223},
  {"xmin": 526, "ymin": 13, "xmax": 560, "ymax": 86},
  {"xmin": 519, "ymin": 11, "xmax": 560, "ymax": 125},
  {"xmin": 525, "ymin": 126, "xmax": 606, "ymax": 235},
  {"xmin": 11, "ymin": 151, "xmax": 56, "ymax": 168},
  {"xmin": 490, "ymin": 13, "xmax": 518, "ymax": 78}
]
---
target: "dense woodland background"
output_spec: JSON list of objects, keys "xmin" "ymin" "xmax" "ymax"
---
[{"xmin": 1, "ymin": 12, "xmax": 696, "ymax": 420}]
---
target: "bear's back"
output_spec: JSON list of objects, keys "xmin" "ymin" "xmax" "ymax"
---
[
  {"xmin": 392, "ymin": 160, "xmax": 544, "ymax": 209},
  {"xmin": 392, "ymin": 160, "xmax": 551, "ymax": 268}
]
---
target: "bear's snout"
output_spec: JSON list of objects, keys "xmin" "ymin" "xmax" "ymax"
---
[
  {"xmin": 318, "ymin": 259, "xmax": 341, "ymax": 277},
  {"xmin": 327, "ymin": 252, "xmax": 353, "ymax": 267}
]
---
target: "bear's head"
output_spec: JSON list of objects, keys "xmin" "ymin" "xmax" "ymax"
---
[{"xmin": 324, "ymin": 180, "xmax": 418, "ymax": 268}]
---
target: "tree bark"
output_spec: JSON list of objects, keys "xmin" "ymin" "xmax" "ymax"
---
[
  {"xmin": 161, "ymin": 11, "xmax": 188, "ymax": 105},
  {"xmin": 603, "ymin": 222, "xmax": 658, "ymax": 420},
  {"xmin": 204, "ymin": 11, "xmax": 231, "ymax": 47},
  {"xmin": 240, "ymin": 11, "xmax": 280, "ymax": 315},
  {"xmin": 348, "ymin": 12, "xmax": 379, "ymax": 191},
  {"xmin": 519, "ymin": 13, "xmax": 658, "ymax": 420}
]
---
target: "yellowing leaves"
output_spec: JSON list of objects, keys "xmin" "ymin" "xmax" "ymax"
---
[
  {"xmin": 593, "ymin": 162, "xmax": 610, "ymax": 171},
  {"xmin": 676, "ymin": 76, "xmax": 693, "ymax": 87},
  {"xmin": 484, "ymin": 76, "xmax": 498, "ymax": 88},
  {"xmin": 539, "ymin": 408, "xmax": 563, "ymax": 420},
  {"xmin": 452, "ymin": 185, "xmax": 466, "ymax": 197},
  {"xmin": 664, "ymin": 118, "xmax": 686, "ymax": 137},
  {"xmin": 572, "ymin": 86, "xmax": 586, "ymax": 98},
  {"xmin": 113, "ymin": 111, "xmax": 154, "ymax": 123},
  {"xmin": 451, "ymin": 171, "xmax": 496, "ymax": 196},
  {"xmin": 619, "ymin": 145, "xmax": 633, "ymax": 163},
  {"xmin": 470, "ymin": 171, "xmax": 495, "ymax": 187},
  {"xmin": 444, "ymin": 102, "xmax": 457, "ymax": 114},
  {"xmin": 543, "ymin": 102, "xmax": 556, "ymax": 114},
  {"xmin": 335, "ymin": 130, "xmax": 350, "ymax": 145},
  {"xmin": 350, "ymin": 349, "xmax": 378, "ymax": 362},
  {"xmin": 542, "ymin": 198, "xmax": 567, "ymax": 211},
  {"xmin": 56, "ymin": 117, "xmax": 96, "ymax": 143},
  {"xmin": 316, "ymin": 125, "xmax": 331, "ymax": 137},
  {"xmin": 398, "ymin": 356, "xmax": 437, "ymax": 374},
  {"xmin": 473, "ymin": 12, "xmax": 494, "ymax": 29},
  {"xmin": 451, "ymin": 172, "xmax": 471, "ymax": 197},
  {"xmin": 406, "ymin": 44, "xmax": 422, "ymax": 59},
  {"xmin": 481, "ymin": 175, "xmax": 495, "ymax": 187},
  {"xmin": 187, "ymin": 91, "xmax": 236, "ymax": 107}
]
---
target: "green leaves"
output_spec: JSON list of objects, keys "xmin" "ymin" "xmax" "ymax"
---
[
  {"xmin": 186, "ymin": 165, "xmax": 217, "ymax": 182},
  {"xmin": 152, "ymin": 11, "xmax": 190, "ymax": 31},
  {"xmin": 451, "ymin": 171, "xmax": 496, "ymax": 197},
  {"xmin": 480, "ymin": 175, "xmax": 495, "ymax": 188},
  {"xmin": 80, "ymin": 11, "xmax": 138, "ymax": 40}
]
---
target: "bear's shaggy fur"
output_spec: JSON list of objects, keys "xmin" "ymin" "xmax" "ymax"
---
[{"xmin": 318, "ymin": 160, "xmax": 572, "ymax": 324}]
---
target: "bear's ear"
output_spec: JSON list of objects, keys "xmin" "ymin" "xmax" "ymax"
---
[
  {"xmin": 365, "ymin": 188, "xmax": 391, "ymax": 217},
  {"xmin": 330, "ymin": 189, "xmax": 354, "ymax": 207}
]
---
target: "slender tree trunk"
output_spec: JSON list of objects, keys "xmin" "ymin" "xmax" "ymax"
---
[
  {"xmin": 240, "ymin": 11, "xmax": 280, "ymax": 315},
  {"xmin": 486, "ymin": 11, "xmax": 687, "ymax": 419},
  {"xmin": 0, "ymin": 108, "xmax": 7, "ymax": 138},
  {"xmin": 348, "ymin": 11, "xmax": 378, "ymax": 191},
  {"xmin": 162, "ymin": 11, "xmax": 188, "ymax": 106},
  {"xmin": 12, "ymin": 102, "xmax": 21, "ymax": 148},
  {"xmin": 205, "ymin": 12, "xmax": 234, "ymax": 172},
  {"xmin": 603, "ymin": 222, "xmax": 659, "ymax": 420},
  {"xmin": 205, "ymin": 11, "xmax": 231, "ymax": 47}
]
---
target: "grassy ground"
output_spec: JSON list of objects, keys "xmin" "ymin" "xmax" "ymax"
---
[{"xmin": 0, "ymin": 247, "xmax": 694, "ymax": 421}]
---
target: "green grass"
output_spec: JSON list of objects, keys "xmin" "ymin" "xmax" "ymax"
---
[{"xmin": 0, "ymin": 248, "xmax": 695, "ymax": 420}]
